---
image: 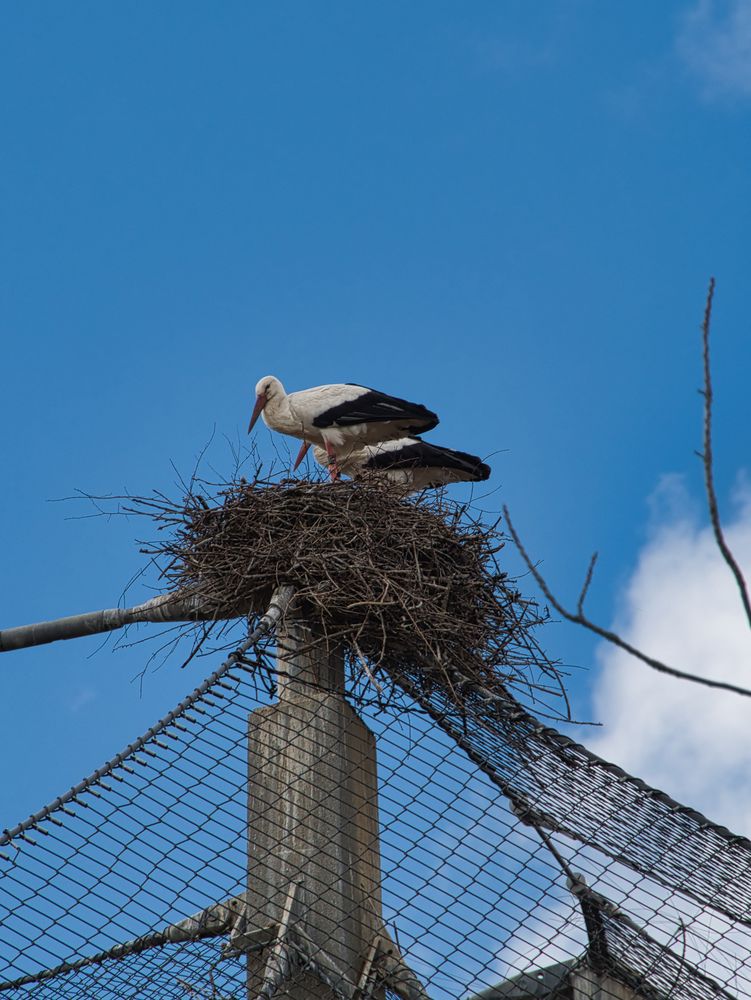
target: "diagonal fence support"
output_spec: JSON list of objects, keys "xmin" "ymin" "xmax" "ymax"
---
[{"xmin": 244, "ymin": 603, "xmax": 427, "ymax": 999}]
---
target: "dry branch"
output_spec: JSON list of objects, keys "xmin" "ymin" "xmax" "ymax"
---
[
  {"xmin": 698, "ymin": 276, "xmax": 751, "ymax": 630},
  {"xmin": 503, "ymin": 506, "xmax": 751, "ymax": 699},
  {"xmin": 497, "ymin": 280, "xmax": 751, "ymax": 699}
]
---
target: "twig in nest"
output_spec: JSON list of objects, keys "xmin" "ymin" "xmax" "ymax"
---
[
  {"xmin": 503, "ymin": 505, "xmax": 751, "ymax": 699},
  {"xmin": 698, "ymin": 276, "xmax": 751, "ymax": 631},
  {"xmin": 353, "ymin": 640, "xmax": 384, "ymax": 696}
]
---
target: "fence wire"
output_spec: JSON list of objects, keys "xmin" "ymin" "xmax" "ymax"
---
[
  {"xmin": 1, "ymin": 620, "xmax": 750, "ymax": 999},
  {"xmin": 398, "ymin": 678, "xmax": 751, "ymax": 929}
]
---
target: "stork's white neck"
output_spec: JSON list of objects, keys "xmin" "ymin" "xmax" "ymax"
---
[{"xmin": 262, "ymin": 385, "xmax": 304, "ymax": 437}]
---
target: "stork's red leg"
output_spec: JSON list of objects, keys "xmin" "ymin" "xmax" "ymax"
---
[{"xmin": 325, "ymin": 440, "xmax": 340, "ymax": 481}]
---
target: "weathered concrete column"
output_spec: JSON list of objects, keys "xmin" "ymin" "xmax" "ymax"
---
[
  {"xmin": 246, "ymin": 613, "xmax": 385, "ymax": 999},
  {"xmin": 571, "ymin": 968, "xmax": 642, "ymax": 1000}
]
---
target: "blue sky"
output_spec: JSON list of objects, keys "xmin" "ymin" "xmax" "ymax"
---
[{"xmin": 1, "ymin": 1, "xmax": 750, "ymax": 840}]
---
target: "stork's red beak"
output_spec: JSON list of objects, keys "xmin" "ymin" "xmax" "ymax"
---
[
  {"xmin": 247, "ymin": 395, "xmax": 266, "ymax": 434},
  {"xmin": 292, "ymin": 441, "xmax": 311, "ymax": 470}
]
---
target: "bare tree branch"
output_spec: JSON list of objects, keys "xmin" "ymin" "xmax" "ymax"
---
[
  {"xmin": 577, "ymin": 552, "xmax": 598, "ymax": 618},
  {"xmin": 503, "ymin": 506, "xmax": 751, "ymax": 699},
  {"xmin": 699, "ymin": 276, "xmax": 751, "ymax": 630}
]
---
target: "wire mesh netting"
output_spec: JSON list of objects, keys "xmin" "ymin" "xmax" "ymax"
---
[
  {"xmin": 2, "ymin": 614, "xmax": 750, "ymax": 999},
  {"xmin": 400, "ymin": 679, "xmax": 751, "ymax": 928}
]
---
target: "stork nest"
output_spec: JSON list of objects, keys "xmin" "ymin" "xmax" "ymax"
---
[{"xmin": 138, "ymin": 477, "xmax": 565, "ymax": 716}]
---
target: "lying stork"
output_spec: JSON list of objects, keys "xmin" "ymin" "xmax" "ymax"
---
[
  {"xmin": 313, "ymin": 437, "xmax": 491, "ymax": 490},
  {"xmin": 248, "ymin": 375, "xmax": 439, "ymax": 477}
]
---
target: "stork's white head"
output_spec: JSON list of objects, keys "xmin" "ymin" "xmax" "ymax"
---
[{"xmin": 248, "ymin": 375, "xmax": 285, "ymax": 433}]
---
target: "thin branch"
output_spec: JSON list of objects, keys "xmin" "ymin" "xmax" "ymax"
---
[
  {"xmin": 352, "ymin": 639, "xmax": 384, "ymax": 696},
  {"xmin": 503, "ymin": 506, "xmax": 751, "ymax": 699},
  {"xmin": 699, "ymin": 276, "xmax": 751, "ymax": 630},
  {"xmin": 577, "ymin": 552, "xmax": 598, "ymax": 618}
]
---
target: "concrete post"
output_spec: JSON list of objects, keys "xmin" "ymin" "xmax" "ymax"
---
[
  {"xmin": 246, "ymin": 614, "xmax": 385, "ymax": 999},
  {"xmin": 571, "ymin": 969, "xmax": 642, "ymax": 1000}
]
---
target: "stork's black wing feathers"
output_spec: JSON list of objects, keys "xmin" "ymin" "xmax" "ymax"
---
[
  {"xmin": 312, "ymin": 387, "xmax": 439, "ymax": 432},
  {"xmin": 365, "ymin": 438, "xmax": 491, "ymax": 480}
]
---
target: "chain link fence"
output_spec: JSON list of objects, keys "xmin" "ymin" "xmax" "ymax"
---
[{"xmin": 2, "ymin": 604, "xmax": 749, "ymax": 999}]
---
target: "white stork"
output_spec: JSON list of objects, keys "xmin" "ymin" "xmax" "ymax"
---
[
  {"xmin": 313, "ymin": 437, "xmax": 491, "ymax": 491},
  {"xmin": 247, "ymin": 375, "xmax": 439, "ymax": 476}
]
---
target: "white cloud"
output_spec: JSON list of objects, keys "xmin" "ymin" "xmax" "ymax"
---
[
  {"xmin": 68, "ymin": 687, "xmax": 97, "ymax": 713},
  {"xmin": 677, "ymin": 0, "xmax": 751, "ymax": 100},
  {"xmin": 588, "ymin": 473, "xmax": 751, "ymax": 836}
]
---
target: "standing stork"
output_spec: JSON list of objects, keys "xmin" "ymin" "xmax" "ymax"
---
[
  {"xmin": 247, "ymin": 375, "xmax": 439, "ymax": 476},
  {"xmin": 313, "ymin": 437, "xmax": 491, "ymax": 491}
]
